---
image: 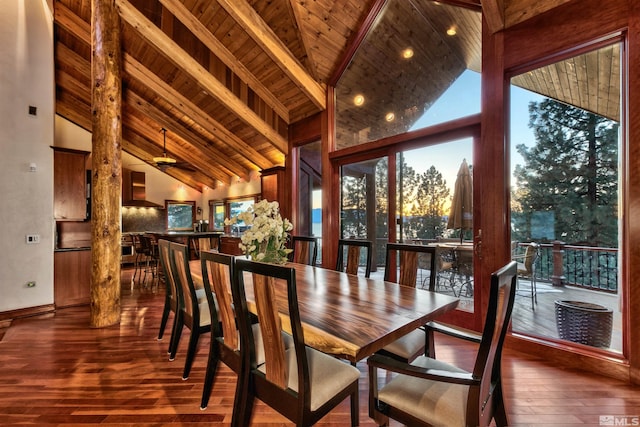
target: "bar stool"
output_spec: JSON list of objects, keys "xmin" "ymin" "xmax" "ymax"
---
[
  {"xmin": 131, "ymin": 234, "xmax": 144, "ymax": 283},
  {"xmin": 140, "ymin": 235, "xmax": 159, "ymax": 287}
]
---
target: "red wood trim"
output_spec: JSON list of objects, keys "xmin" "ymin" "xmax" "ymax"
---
[
  {"xmin": 504, "ymin": 0, "xmax": 628, "ymax": 71},
  {"xmin": 0, "ymin": 304, "xmax": 55, "ymax": 323},
  {"xmin": 322, "ymin": 88, "xmax": 339, "ymax": 267},
  {"xmin": 506, "ymin": 334, "xmax": 630, "ymax": 383},
  {"xmin": 627, "ymin": 0, "xmax": 640, "ymax": 383},
  {"xmin": 289, "ymin": 113, "xmax": 321, "ymax": 147},
  {"xmin": 329, "ymin": 0, "xmax": 388, "ymax": 87},
  {"xmin": 329, "ymin": 114, "xmax": 481, "ymax": 162}
]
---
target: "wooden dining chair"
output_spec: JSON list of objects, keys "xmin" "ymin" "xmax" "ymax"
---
[
  {"xmin": 377, "ymin": 242, "xmax": 438, "ymax": 363},
  {"xmin": 199, "ymin": 251, "xmax": 294, "ymax": 416},
  {"xmin": 368, "ymin": 261, "xmax": 517, "ymax": 427},
  {"xmin": 288, "ymin": 235, "xmax": 318, "ymax": 266},
  {"xmin": 169, "ymin": 242, "xmax": 211, "ymax": 379},
  {"xmin": 335, "ymin": 238, "xmax": 373, "ymax": 278},
  {"xmin": 156, "ymin": 239, "xmax": 181, "ymax": 353},
  {"xmin": 384, "ymin": 242, "xmax": 437, "ymax": 290},
  {"xmin": 232, "ymin": 258, "xmax": 360, "ymax": 426}
]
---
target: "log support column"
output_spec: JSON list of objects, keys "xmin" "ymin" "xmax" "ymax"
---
[{"xmin": 90, "ymin": 0, "xmax": 122, "ymax": 327}]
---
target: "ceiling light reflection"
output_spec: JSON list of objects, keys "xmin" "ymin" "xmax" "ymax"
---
[{"xmin": 402, "ymin": 48, "xmax": 414, "ymax": 59}]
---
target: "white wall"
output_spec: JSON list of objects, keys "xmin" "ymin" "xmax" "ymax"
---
[{"xmin": 0, "ymin": 0, "xmax": 55, "ymax": 312}]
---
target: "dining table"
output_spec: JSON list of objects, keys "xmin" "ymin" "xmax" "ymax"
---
[{"xmin": 190, "ymin": 260, "xmax": 459, "ymax": 363}]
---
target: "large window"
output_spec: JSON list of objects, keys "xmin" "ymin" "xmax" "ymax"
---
[
  {"xmin": 165, "ymin": 200, "xmax": 195, "ymax": 231},
  {"xmin": 339, "ymin": 137, "xmax": 476, "ymax": 315},
  {"xmin": 509, "ymin": 41, "xmax": 622, "ymax": 353},
  {"xmin": 227, "ymin": 197, "xmax": 255, "ymax": 234},
  {"xmin": 335, "ymin": 0, "xmax": 481, "ymax": 149}
]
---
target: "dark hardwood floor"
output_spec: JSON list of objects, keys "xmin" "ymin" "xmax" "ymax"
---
[{"xmin": 0, "ymin": 266, "xmax": 639, "ymax": 426}]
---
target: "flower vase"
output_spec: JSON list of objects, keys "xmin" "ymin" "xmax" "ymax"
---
[{"xmin": 254, "ymin": 237, "xmax": 288, "ymax": 265}]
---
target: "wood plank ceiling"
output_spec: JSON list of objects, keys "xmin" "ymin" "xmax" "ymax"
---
[
  {"xmin": 54, "ymin": 0, "xmax": 377, "ymax": 190},
  {"xmin": 53, "ymin": 0, "xmax": 619, "ymax": 191}
]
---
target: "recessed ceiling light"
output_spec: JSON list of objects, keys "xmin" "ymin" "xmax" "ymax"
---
[
  {"xmin": 447, "ymin": 27, "xmax": 457, "ymax": 36},
  {"xmin": 353, "ymin": 94, "xmax": 365, "ymax": 106},
  {"xmin": 402, "ymin": 48, "xmax": 414, "ymax": 59},
  {"xmin": 385, "ymin": 112, "xmax": 395, "ymax": 122}
]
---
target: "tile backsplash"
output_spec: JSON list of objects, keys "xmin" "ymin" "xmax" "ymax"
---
[{"xmin": 122, "ymin": 207, "xmax": 165, "ymax": 232}]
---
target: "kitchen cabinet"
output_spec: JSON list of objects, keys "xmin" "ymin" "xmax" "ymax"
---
[
  {"xmin": 53, "ymin": 147, "xmax": 89, "ymax": 221},
  {"xmin": 54, "ymin": 249, "xmax": 91, "ymax": 308}
]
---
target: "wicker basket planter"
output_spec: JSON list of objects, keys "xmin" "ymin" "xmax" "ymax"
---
[{"xmin": 554, "ymin": 300, "xmax": 613, "ymax": 348}]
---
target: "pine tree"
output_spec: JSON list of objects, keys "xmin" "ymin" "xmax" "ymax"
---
[
  {"xmin": 414, "ymin": 166, "xmax": 450, "ymax": 239},
  {"xmin": 513, "ymin": 99, "xmax": 619, "ymax": 246}
]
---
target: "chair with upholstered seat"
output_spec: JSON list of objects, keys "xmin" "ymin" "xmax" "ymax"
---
[
  {"xmin": 232, "ymin": 258, "xmax": 360, "ymax": 426},
  {"xmin": 198, "ymin": 251, "xmax": 293, "ymax": 415},
  {"xmin": 512, "ymin": 242, "xmax": 539, "ymax": 309},
  {"xmin": 368, "ymin": 260, "xmax": 517, "ymax": 427},
  {"xmin": 376, "ymin": 243, "xmax": 438, "ymax": 363},
  {"xmin": 335, "ymin": 238, "xmax": 373, "ymax": 277},
  {"xmin": 169, "ymin": 242, "xmax": 211, "ymax": 379},
  {"xmin": 288, "ymin": 235, "xmax": 318, "ymax": 266}
]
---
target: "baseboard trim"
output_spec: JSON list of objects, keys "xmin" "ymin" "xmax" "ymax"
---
[
  {"xmin": 0, "ymin": 304, "xmax": 56, "ymax": 325},
  {"xmin": 506, "ymin": 333, "xmax": 631, "ymax": 383}
]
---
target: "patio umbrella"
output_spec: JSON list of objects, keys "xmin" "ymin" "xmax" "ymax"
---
[{"xmin": 447, "ymin": 159, "xmax": 473, "ymax": 242}]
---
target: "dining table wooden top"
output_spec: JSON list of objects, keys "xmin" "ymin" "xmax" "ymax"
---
[{"xmin": 189, "ymin": 259, "xmax": 459, "ymax": 363}]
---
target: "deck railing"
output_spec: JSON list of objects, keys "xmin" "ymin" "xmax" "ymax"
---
[
  {"xmin": 370, "ymin": 239, "xmax": 619, "ymax": 294},
  {"xmin": 519, "ymin": 241, "xmax": 618, "ymax": 293}
]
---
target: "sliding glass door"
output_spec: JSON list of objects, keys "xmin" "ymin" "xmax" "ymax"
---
[
  {"xmin": 508, "ymin": 40, "xmax": 623, "ymax": 354},
  {"xmin": 339, "ymin": 134, "xmax": 477, "ymax": 318}
]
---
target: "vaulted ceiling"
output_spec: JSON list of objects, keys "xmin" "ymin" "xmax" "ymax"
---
[
  {"xmin": 55, "ymin": 0, "xmax": 379, "ymax": 191},
  {"xmin": 54, "ymin": 0, "xmax": 611, "ymax": 192}
]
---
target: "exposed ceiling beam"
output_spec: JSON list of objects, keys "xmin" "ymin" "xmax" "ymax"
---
[
  {"xmin": 281, "ymin": 0, "xmax": 319, "ymax": 82},
  {"xmin": 216, "ymin": 0, "xmax": 326, "ymax": 110},
  {"xmin": 116, "ymin": 0, "xmax": 289, "ymax": 153},
  {"xmin": 158, "ymin": 0, "xmax": 290, "ymax": 123},
  {"xmin": 56, "ymin": 42, "xmax": 226, "ymax": 188},
  {"xmin": 54, "ymin": 4, "xmax": 278, "ymax": 172},
  {"xmin": 56, "ymin": 96, "xmax": 92, "ymax": 131},
  {"xmin": 127, "ymin": 90, "xmax": 249, "ymax": 182},
  {"xmin": 56, "ymin": 92, "xmax": 208, "ymax": 191},
  {"xmin": 482, "ymin": 0, "xmax": 505, "ymax": 33},
  {"xmin": 505, "ymin": 0, "xmax": 573, "ymax": 28},
  {"xmin": 121, "ymin": 128, "xmax": 212, "ymax": 190},
  {"xmin": 123, "ymin": 54, "xmax": 279, "ymax": 170},
  {"xmin": 122, "ymin": 113, "xmax": 220, "ymax": 188},
  {"xmin": 56, "ymin": 43, "xmax": 238, "ymax": 184},
  {"xmin": 54, "ymin": 1, "xmax": 88, "ymax": 39},
  {"xmin": 124, "ymin": 91, "xmax": 244, "ymax": 181}
]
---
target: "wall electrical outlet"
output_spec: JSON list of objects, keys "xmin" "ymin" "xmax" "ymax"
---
[
  {"xmin": 26, "ymin": 234, "xmax": 40, "ymax": 244},
  {"xmin": 26, "ymin": 281, "xmax": 36, "ymax": 288}
]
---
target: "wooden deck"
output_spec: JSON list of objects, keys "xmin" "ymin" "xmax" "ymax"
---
[
  {"xmin": 374, "ymin": 265, "xmax": 623, "ymax": 353},
  {"xmin": 0, "ymin": 267, "xmax": 637, "ymax": 426},
  {"xmin": 510, "ymin": 280, "xmax": 621, "ymax": 352}
]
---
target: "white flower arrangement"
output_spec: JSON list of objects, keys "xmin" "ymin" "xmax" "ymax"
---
[{"xmin": 224, "ymin": 199, "xmax": 293, "ymax": 264}]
